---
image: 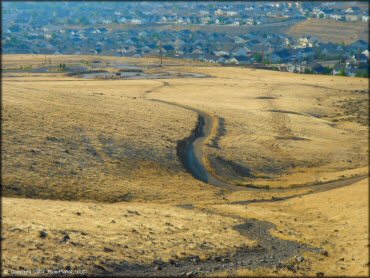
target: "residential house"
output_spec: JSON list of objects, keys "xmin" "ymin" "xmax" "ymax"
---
[
  {"xmin": 97, "ymin": 27, "xmax": 108, "ymax": 34},
  {"xmin": 234, "ymin": 36, "xmax": 245, "ymax": 44},
  {"xmin": 141, "ymin": 46, "xmax": 152, "ymax": 54},
  {"xmin": 332, "ymin": 63, "xmax": 346, "ymax": 75},
  {"xmin": 329, "ymin": 14, "xmax": 343, "ymax": 21},
  {"xmin": 345, "ymin": 14, "xmax": 358, "ymax": 22},
  {"xmin": 298, "ymin": 48, "xmax": 315, "ymax": 60},
  {"xmin": 213, "ymin": 50, "xmax": 229, "ymax": 57},
  {"xmin": 285, "ymin": 37, "xmax": 291, "ymax": 47},
  {"xmin": 233, "ymin": 47, "xmax": 250, "ymax": 57},
  {"xmin": 162, "ymin": 44, "xmax": 175, "ymax": 54},
  {"xmin": 321, "ymin": 43, "xmax": 342, "ymax": 57},
  {"xmin": 217, "ymin": 57, "xmax": 226, "ymax": 63},
  {"xmin": 348, "ymin": 40, "xmax": 369, "ymax": 52},
  {"xmin": 298, "ymin": 37, "xmax": 312, "ymax": 48},
  {"xmin": 307, "ymin": 62, "xmax": 330, "ymax": 74},
  {"xmin": 272, "ymin": 49, "xmax": 294, "ymax": 63},
  {"xmin": 362, "ymin": 49, "xmax": 369, "ymax": 59},
  {"xmin": 227, "ymin": 57, "xmax": 239, "ymax": 64},
  {"xmin": 287, "ymin": 62, "xmax": 306, "ymax": 73}
]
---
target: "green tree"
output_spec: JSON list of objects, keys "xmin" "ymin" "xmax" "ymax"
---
[
  {"xmin": 253, "ymin": 53, "xmax": 262, "ymax": 63},
  {"xmin": 355, "ymin": 70, "xmax": 369, "ymax": 77},
  {"xmin": 78, "ymin": 16, "xmax": 89, "ymax": 25},
  {"xmin": 59, "ymin": 63, "xmax": 66, "ymax": 71}
]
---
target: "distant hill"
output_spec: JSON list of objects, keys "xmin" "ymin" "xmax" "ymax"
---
[{"xmin": 287, "ymin": 19, "xmax": 368, "ymax": 45}]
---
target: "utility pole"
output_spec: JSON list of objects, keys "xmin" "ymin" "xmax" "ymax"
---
[
  {"xmin": 357, "ymin": 47, "xmax": 360, "ymax": 65},
  {"xmin": 269, "ymin": 49, "xmax": 272, "ymax": 65},
  {"xmin": 159, "ymin": 41, "xmax": 163, "ymax": 66},
  {"xmin": 44, "ymin": 44, "xmax": 47, "ymax": 64}
]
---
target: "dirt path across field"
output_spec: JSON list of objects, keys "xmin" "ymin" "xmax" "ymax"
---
[
  {"xmin": 104, "ymin": 218, "xmax": 320, "ymax": 276},
  {"xmin": 144, "ymin": 81, "xmax": 367, "ymax": 199},
  {"xmin": 125, "ymin": 80, "xmax": 367, "ymax": 276}
]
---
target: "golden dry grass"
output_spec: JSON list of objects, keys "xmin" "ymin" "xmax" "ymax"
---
[
  {"xmin": 151, "ymin": 66, "xmax": 368, "ymax": 188},
  {"xmin": 1, "ymin": 54, "xmax": 212, "ymax": 71},
  {"xmin": 208, "ymin": 178, "xmax": 369, "ymax": 276},
  {"xmin": 2, "ymin": 54, "xmax": 368, "ymax": 276},
  {"xmin": 287, "ymin": 19, "xmax": 369, "ymax": 44},
  {"xmin": 3, "ymin": 74, "xmax": 222, "ymax": 203},
  {"xmin": 2, "ymin": 198, "xmax": 251, "ymax": 273}
]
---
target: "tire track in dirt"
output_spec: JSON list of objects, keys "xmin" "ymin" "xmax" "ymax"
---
[
  {"xmin": 105, "ymin": 218, "xmax": 321, "ymax": 277},
  {"xmin": 143, "ymin": 82, "xmax": 367, "ymax": 197},
  {"xmin": 135, "ymin": 81, "xmax": 367, "ymax": 276},
  {"xmin": 260, "ymin": 86, "xmax": 296, "ymax": 165}
]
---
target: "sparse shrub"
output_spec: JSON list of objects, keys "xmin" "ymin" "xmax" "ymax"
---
[
  {"xmin": 339, "ymin": 69, "xmax": 347, "ymax": 76},
  {"xmin": 59, "ymin": 63, "xmax": 66, "ymax": 71}
]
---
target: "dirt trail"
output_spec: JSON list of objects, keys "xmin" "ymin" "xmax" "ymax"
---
[
  {"xmin": 100, "ymin": 81, "xmax": 368, "ymax": 276},
  {"xmin": 144, "ymin": 82, "xmax": 367, "ymax": 199},
  {"xmin": 150, "ymin": 98, "xmax": 238, "ymax": 191},
  {"xmin": 101, "ymin": 218, "xmax": 320, "ymax": 277}
]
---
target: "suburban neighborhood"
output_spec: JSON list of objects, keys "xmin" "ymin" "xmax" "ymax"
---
[
  {"xmin": 2, "ymin": 1, "xmax": 369, "ymax": 277},
  {"xmin": 2, "ymin": 1, "xmax": 369, "ymax": 76}
]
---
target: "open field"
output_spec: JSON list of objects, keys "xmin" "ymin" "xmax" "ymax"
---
[
  {"xmin": 105, "ymin": 19, "xmax": 301, "ymax": 36},
  {"xmin": 2, "ymin": 55, "xmax": 369, "ymax": 276},
  {"xmin": 150, "ymin": 66, "xmax": 368, "ymax": 188},
  {"xmin": 208, "ymin": 177, "xmax": 369, "ymax": 276},
  {"xmin": 1, "ymin": 54, "xmax": 212, "ymax": 71},
  {"xmin": 49, "ymin": 18, "xmax": 300, "ymax": 37},
  {"xmin": 287, "ymin": 19, "xmax": 369, "ymax": 44}
]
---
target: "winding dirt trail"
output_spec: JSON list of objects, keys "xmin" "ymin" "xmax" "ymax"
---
[
  {"xmin": 95, "ymin": 79, "xmax": 367, "ymax": 276},
  {"xmin": 107, "ymin": 218, "xmax": 321, "ymax": 277},
  {"xmin": 145, "ymin": 81, "xmax": 367, "ymax": 200}
]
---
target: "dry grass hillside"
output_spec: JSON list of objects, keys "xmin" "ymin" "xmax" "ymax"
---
[
  {"xmin": 288, "ymin": 19, "xmax": 368, "ymax": 44},
  {"xmin": 2, "ymin": 54, "xmax": 368, "ymax": 276},
  {"xmin": 151, "ymin": 66, "xmax": 368, "ymax": 188},
  {"xmin": 209, "ymin": 178, "xmax": 369, "ymax": 276},
  {"xmin": 2, "ymin": 76, "xmax": 215, "ymax": 203}
]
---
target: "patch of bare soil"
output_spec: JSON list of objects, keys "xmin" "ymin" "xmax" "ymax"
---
[{"xmin": 335, "ymin": 97, "xmax": 369, "ymax": 126}]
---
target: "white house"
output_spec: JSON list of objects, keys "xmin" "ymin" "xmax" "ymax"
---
[
  {"xmin": 215, "ymin": 9, "xmax": 223, "ymax": 16},
  {"xmin": 329, "ymin": 14, "xmax": 342, "ymax": 21},
  {"xmin": 214, "ymin": 50, "xmax": 229, "ymax": 57},
  {"xmin": 298, "ymin": 37, "xmax": 313, "ymax": 48},
  {"xmin": 233, "ymin": 47, "xmax": 249, "ymax": 57},
  {"xmin": 225, "ymin": 11, "xmax": 238, "ymax": 17},
  {"xmin": 227, "ymin": 58, "xmax": 239, "ymax": 64},
  {"xmin": 130, "ymin": 19, "xmax": 142, "ymax": 25},
  {"xmin": 234, "ymin": 36, "xmax": 245, "ymax": 44},
  {"xmin": 362, "ymin": 49, "xmax": 369, "ymax": 58},
  {"xmin": 201, "ymin": 17, "xmax": 210, "ymax": 24},
  {"xmin": 345, "ymin": 14, "xmax": 358, "ymax": 21}
]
